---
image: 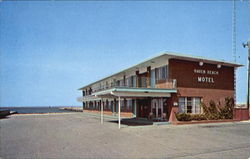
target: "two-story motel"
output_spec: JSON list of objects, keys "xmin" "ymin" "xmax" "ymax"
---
[{"xmin": 78, "ymin": 52, "xmax": 248, "ymax": 128}]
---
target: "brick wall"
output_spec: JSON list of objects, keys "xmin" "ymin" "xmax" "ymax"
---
[
  {"xmin": 168, "ymin": 58, "xmax": 235, "ymax": 107},
  {"xmin": 177, "ymin": 87, "xmax": 234, "ymax": 106},
  {"xmin": 234, "ymin": 108, "xmax": 249, "ymax": 120},
  {"xmin": 169, "ymin": 59, "xmax": 234, "ymax": 90}
]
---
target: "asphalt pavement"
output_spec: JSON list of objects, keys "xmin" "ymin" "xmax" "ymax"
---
[{"xmin": 0, "ymin": 113, "xmax": 249, "ymax": 159}]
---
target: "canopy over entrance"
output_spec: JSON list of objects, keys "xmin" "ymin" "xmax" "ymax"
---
[{"xmin": 80, "ymin": 87, "xmax": 176, "ymax": 129}]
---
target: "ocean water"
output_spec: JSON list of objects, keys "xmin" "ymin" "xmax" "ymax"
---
[{"xmin": 0, "ymin": 107, "xmax": 80, "ymax": 114}]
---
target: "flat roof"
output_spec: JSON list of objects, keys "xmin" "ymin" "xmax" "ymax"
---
[{"xmin": 79, "ymin": 51, "xmax": 243, "ymax": 90}]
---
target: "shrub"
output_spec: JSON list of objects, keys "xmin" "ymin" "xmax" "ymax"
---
[
  {"xmin": 190, "ymin": 114, "xmax": 207, "ymax": 121},
  {"xmin": 201, "ymin": 97, "xmax": 234, "ymax": 120},
  {"xmin": 175, "ymin": 113, "xmax": 207, "ymax": 121},
  {"xmin": 208, "ymin": 100, "xmax": 218, "ymax": 115},
  {"xmin": 176, "ymin": 97, "xmax": 234, "ymax": 121},
  {"xmin": 218, "ymin": 97, "xmax": 234, "ymax": 119},
  {"xmin": 201, "ymin": 100, "xmax": 220, "ymax": 120},
  {"xmin": 175, "ymin": 113, "xmax": 192, "ymax": 121}
]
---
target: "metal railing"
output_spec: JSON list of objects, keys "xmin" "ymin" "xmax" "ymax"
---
[{"xmin": 90, "ymin": 78, "xmax": 177, "ymax": 94}]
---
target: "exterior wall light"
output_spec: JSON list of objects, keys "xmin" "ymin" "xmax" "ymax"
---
[
  {"xmin": 217, "ymin": 64, "xmax": 221, "ymax": 68},
  {"xmin": 199, "ymin": 61, "xmax": 204, "ymax": 66}
]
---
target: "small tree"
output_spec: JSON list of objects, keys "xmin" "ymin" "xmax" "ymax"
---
[
  {"xmin": 218, "ymin": 97, "xmax": 234, "ymax": 119},
  {"xmin": 201, "ymin": 100, "xmax": 220, "ymax": 120}
]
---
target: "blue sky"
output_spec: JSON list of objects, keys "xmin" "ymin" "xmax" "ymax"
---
[{"xmin": 0, "ymin": 1, "xmax": 249, "ymax": 107}]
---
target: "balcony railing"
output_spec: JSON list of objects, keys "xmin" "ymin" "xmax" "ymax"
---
[{"xmin": 90, "ymin": 78, "xmax": 177, "ymax": 94}]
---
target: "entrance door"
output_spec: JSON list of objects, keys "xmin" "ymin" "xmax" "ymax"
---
[
  {"xmin": 151, "ymin": 99, "xmax": 164, "ymax": 118},
  {"xmin": 137, "ymin": 99, "xmax": 150, "ymax": 118}
]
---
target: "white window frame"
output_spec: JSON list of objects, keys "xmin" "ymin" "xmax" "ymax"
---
[
  {"xmin": 178, "ymin": 97, "xmax": 202, "ymax": 114},
  {"xmin": 156, "ymin": 65, "xmax": 168, "ymax": 81}
]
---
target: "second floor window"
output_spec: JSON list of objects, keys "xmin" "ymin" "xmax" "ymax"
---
[
  {"xmin": 156, "ymin": 65, "xmax": 167, "ymax": 81},
  {"xmin": 126, "ymin": 76, "xmax": 136, "ymax": 87},
  {"xmin": 88, "ymin": 88, "xmax": 92, "ymax": 95},
  {"xmin": 116, "ymin": 79, "xmax": 124, "ymax": 87}
]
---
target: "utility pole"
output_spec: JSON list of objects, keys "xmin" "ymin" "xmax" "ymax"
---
[
  {"xmin": 243, "ymin": 39, "xmax": 250, "ymax": 109},
  {"xmin": 232, "ymin": 0, "xmax": 236, "ymax": 62}
]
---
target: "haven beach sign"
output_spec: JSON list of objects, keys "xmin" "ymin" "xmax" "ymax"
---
[{"xmin": 194, "ymin": 69, "xmax": 219, "ymax": 83}]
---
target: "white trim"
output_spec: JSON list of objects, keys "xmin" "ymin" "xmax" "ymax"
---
[
  {"xmin": 101, "ymin": 98, "xmax": 103, "ymax": 124},
  {"xmin": 111, "ymin": 91, "xmax": 171, "ymax": 97},
  {"xmin": 118, "ymin": 96, "xmax": 121, "ymax": 129}
]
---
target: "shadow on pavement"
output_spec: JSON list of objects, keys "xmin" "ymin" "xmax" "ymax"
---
[{"xmin": 108, "ymin": 118, "xmax": 153, "ymax": 126}]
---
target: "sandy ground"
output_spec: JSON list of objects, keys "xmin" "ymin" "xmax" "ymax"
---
[{"xmin": 0, "ymin": 113, "xmax": 250, "ymax": 159}]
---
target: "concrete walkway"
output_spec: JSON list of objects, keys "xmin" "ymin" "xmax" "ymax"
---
[{"xmin": 0, "ymin": 113, "xmax": 249, "ymax": 159}]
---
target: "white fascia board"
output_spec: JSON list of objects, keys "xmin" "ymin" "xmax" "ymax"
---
[{"xmin": 111, "ymin": 91, "xmax": 171, "ymax": 97}]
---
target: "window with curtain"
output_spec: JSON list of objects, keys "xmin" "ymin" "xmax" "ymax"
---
[
  {"xmin": 178, "ymin": 97, "xmax": 202, "ymax": 114},
  {"xmin": 155, "ymin": 65, "xmax": 167, "ymax": 81}
]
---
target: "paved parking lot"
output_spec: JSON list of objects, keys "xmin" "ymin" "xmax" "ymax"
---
[{"xmin": 0, "ymin": 113, "xmax": 250, "ymax": 159}]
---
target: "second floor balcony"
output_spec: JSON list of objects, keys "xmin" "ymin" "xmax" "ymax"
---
[{"xmin": 90, "ymin": 77, "xmax": 177, "ymax": 94}]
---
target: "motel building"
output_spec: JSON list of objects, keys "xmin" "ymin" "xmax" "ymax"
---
[{"xmin": 77, "ymin": 52, "xmax": 249, "ymax": 128}]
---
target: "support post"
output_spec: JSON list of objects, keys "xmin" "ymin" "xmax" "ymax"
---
[
  {"xmin": 243, "ymin": 40, "xmax": 250, "ymax": 110},
  {"xmin": 101, "ymin": 98, "xmax": 103, "ymax": 124},
  {"xmin": 247, "ymin": 40, "xmax": 250, "ymax": 110},
  {"xmin": 118, "ymin": 96, "xmax": 121, "ymax": 129}
]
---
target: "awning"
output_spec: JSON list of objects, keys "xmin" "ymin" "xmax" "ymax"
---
[{"xmin": 80, "ymin": 87, "xmax": 176, "ymax": 129}]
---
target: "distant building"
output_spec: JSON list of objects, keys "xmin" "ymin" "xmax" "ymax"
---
[{"xmin": 78, "ymin": 52, "xmax": 248, "ymax": 122}]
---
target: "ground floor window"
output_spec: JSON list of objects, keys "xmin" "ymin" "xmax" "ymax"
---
[
  {"xmin": 121, "ymin": 100, "xmax": 124, "ymax": 110},
  {"xmin": 178, "ymin": 97, "xmax": 202, "ymax": 114},
  {"xmin": 127, "ymin": 99, "xmax": 132, "ymax": 111}
]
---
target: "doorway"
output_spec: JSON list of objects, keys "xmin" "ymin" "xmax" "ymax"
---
[
  {"xmin": 151, "ymin": 99, "xmax": 163, "ymax": 118},
  {"xmin": 137, "ymin": 99, "xmax": 151, "ymax": 118}
]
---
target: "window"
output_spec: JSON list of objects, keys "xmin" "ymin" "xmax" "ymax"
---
[
  {"xmin": 194, "ymin": 98, "xmax": 201, "ymax": 114},
  {"xmin": 88, "ymin": 88, "xmax": 92, "ymax": 95},
  {"xmin": 121, "ymin": 100, "xmax": 125, "ymax": 110},
  {"xmin": 140, "ymin": 77, "xmax": 148, "ymax": 87},
  {"xmin": 187, "ymin": 97, "xmax": 192, "ymax": 113},
  {"xmin": 125, "ymin": 76, "xmax": 134, "ymax": 87},
  {"xmin": 99, "ymin": 84, "xmax": 101, "ymax": 90},
  {"xmin": 178, "ymin": 97, "xmax": 202, "ymax": 114},
  {"xmin": 156, "ymin": 66, "xmax": 168, "ymax": 81},
  {"xmin": 116, "ymin": 80, "xmax": 120, "ymax": 87},
  {"xmin": 127, "ymin": 99, "xmax": 132, "ymax": 111},
  {"xmin": 125, "ymin": 77, "xmax": 129, "ymax": 87},
  {"xmin": 132, "ymin": 76, "xmax": 137, "ymax": 87},
  {"xmin": 119, "ymin": 79, "xmax": 124, "ymax": 87},
  {"xmin": 179, "ymin": 97, "xmax": 185, "ymax": 113},
  {"xmin": 105, "ymin": 81, "xmax": 109, "ymax": 89}
]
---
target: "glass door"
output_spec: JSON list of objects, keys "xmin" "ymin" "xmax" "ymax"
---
[{"xmin": 151, "ymin": 99, "xmax": 163, "ymax": 118}]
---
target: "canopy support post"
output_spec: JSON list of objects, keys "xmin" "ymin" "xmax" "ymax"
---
[
  {"xmin": 101, "ymin": 98, "xmax": 103, "ymax": 124},
  {"xmin": 118, "ymin": 96, "xmax": 121, "ymax": 129}
]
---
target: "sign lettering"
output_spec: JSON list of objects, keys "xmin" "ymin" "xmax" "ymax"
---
[
  {"xmin": 197, "ymin": 77, "xmax": 214, "ymax": 83},
  {"xmin": 194, "ymin": 69, "xmax": 218, "ymax": 83}
]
